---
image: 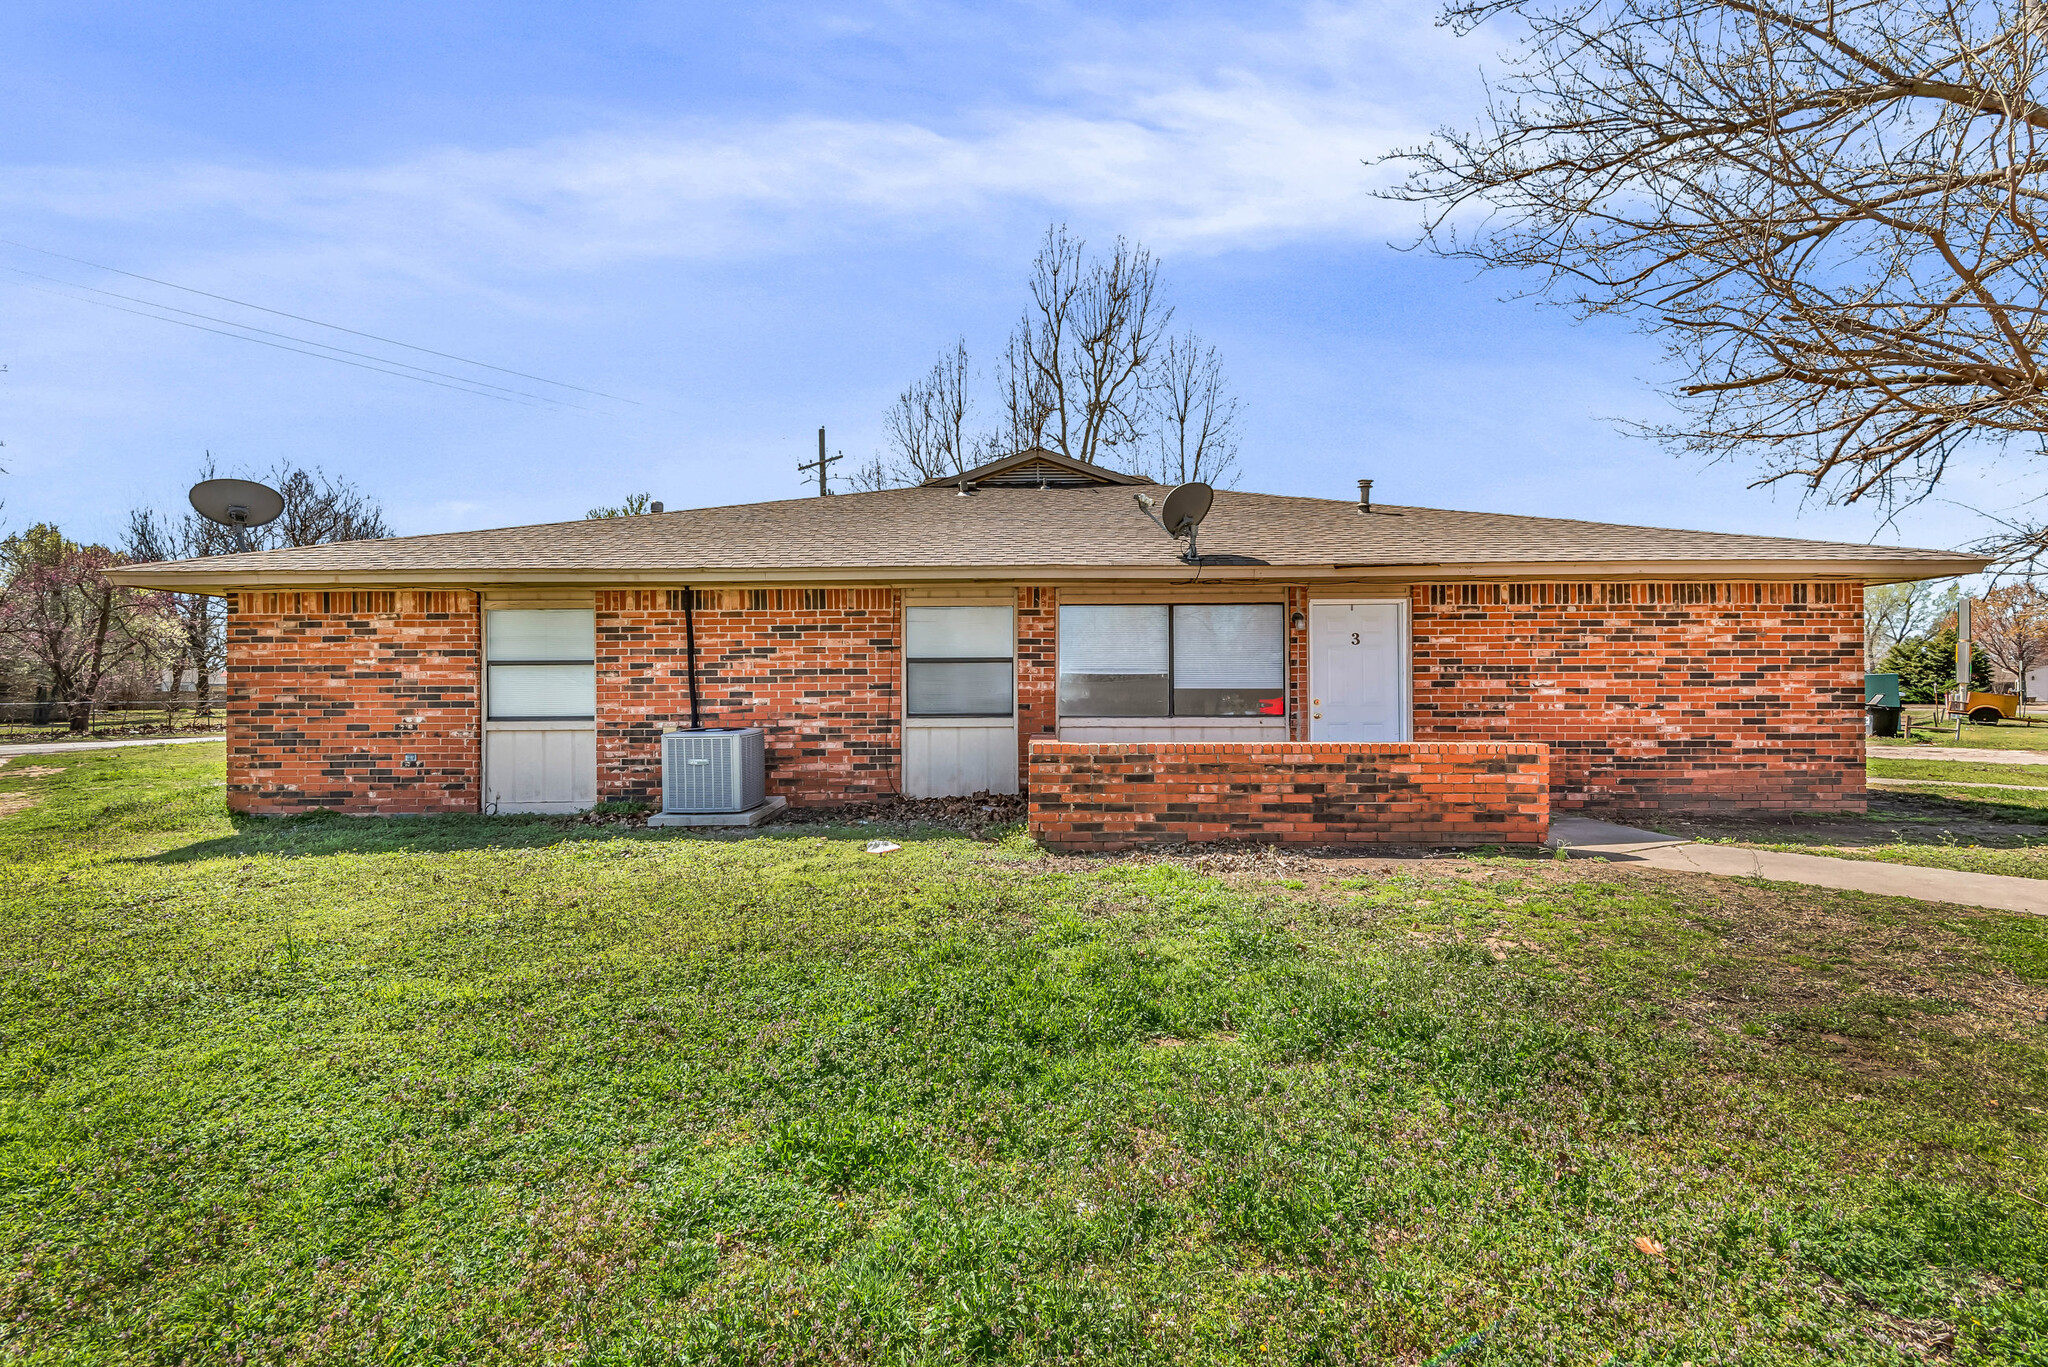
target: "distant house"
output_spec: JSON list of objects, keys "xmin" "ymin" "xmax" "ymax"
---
[{"xmin": 112, "ymin": 448, "xmax": 1979, "ymax": 827}]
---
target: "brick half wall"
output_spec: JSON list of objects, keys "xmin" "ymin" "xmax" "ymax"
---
[
  {"xmin": 1028, "ymin": 741, "xmax": 1549, "ymax": 852},
  {"xmin": 225, "ymin": 590, "xmax": 481, "ymax": 815}
]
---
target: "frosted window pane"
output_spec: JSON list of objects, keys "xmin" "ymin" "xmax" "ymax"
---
[
  {"xmin": 908, "ymin": 661, "xmax": 1014, "ymax": 716},
  {"xmin": 1059, "ymin": 605, "xmax": 1167, "ymax": 675},
  {"xmin": 486, "ymin": 609, "xmax": 593, "ymax": 662},
  {"xmin": 488, "ymin": 664, "xmax": 595, "ymax": 719},
  {"xmin": 1172, "ymin": 605, "xmax": 1283, "ymax": 688},
  {"xmin": 906, "ymin": 606, "xmax": 1013, "ymax": 659}
]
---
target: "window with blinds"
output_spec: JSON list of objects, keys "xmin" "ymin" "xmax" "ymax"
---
[
  {"xmin": 1058, "ymin": 604, "xmax": 1283, "ymax": 718},
  {"xmin": 905, "ymin": 606, "xmax": 1014, "ymax": 718},
  {"xmin": 485, "ymin": 609, "xmax": 595, "ymax": 721}
]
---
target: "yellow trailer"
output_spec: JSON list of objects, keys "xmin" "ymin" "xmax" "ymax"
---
[{"xmin": 1948, "ymin": 690, "xmax": 2022, "ymax": 724}]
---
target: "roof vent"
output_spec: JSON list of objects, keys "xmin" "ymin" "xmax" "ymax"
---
[
  {"xmin": 1357, "ymin": 479, "xmax": 1373, "ymax": 514},
  {"xmin": 650, "ymin": 501, "xmax": 664, "ymax": 513}
]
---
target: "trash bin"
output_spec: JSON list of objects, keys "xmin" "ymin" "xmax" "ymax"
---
[{"xmin": 1869, "ymin": 705, "xmax": 1900, "ymax": 738}]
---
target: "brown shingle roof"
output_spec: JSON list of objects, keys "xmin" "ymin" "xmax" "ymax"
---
[{"xmin": 107, "ymin": 484, "xmax": 1985, "ymax": 590}]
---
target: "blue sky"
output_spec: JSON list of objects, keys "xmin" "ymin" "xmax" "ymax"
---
[{"xmin": 0, "ymin": 1, "xmax": 2012, "ymax": 554}]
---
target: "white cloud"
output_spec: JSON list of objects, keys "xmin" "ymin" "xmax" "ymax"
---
[{"xmin": 0, "ymin": 3, "xmax": 1458, "ymax": 271}]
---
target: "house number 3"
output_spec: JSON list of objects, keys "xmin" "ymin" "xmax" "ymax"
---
[{"xmin": 1349, "ymin": 632, "xmax": 1361, "ymax": 645}]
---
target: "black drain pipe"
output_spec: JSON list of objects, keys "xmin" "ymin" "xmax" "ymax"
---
[{"xmin": 683, "ymin": 585, "xmax": 703, "ymax": 730}]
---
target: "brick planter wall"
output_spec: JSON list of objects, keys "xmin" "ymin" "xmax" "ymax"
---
[
  {"xmin": 225, "ymin": 590, "xmax": 481, "ymax": 814},
  {"xmin": 595, "ymin": 587, "xmax": 900, "ymax": 806},
  {"xmin": 1028, "ymin": 740, "xmax": 1549, "ymax": 852},
  {"xmin": 1410, "ymin": 581, "xmax": 1866, "ymax": 813}
]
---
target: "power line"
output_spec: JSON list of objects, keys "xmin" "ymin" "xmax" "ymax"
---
[
  {"xmin": 0, "ymin": 236, "xmax": 638, "ymax": 404},
  {"xmin": 0, "ymin": 265, "xmax": 588, "ymax": 410},
  {"xmin": 0, "ymin": 276, "xmax": 547, "ymax": 406}
]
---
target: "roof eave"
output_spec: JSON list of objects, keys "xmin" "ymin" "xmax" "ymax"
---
[{"xmin": 103, "ymin": 554, "xmax": 1986, "ymax": 595}]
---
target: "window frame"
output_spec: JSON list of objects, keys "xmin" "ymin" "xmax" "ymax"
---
[
  {"xmin": 904, "ymin": 605, "xmax": 1016, "ymax": 720},
  {"xmin": 484, "ymin": 609, "xmax": 596, "ymax": 723},
  {"xmin": 1056, "ymin": 601, "xmax": 1287, "ymax": 720}
]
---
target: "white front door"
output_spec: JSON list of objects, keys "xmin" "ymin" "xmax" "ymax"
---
[{"xmin": 1308, "ymin": 600, "xmax": 1408, "ymax": 741}]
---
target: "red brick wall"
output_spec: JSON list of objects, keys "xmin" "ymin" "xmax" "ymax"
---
[
  {"xmin": 1029, "ymin": 740, "xmax": 1550, "ymax": 851},
  {"xmin": 594, "ymin": 587, "xmax": 900, "ymax": 806},
  {"xmin": 1286, "ymin": 585, "xmax": 1309, "ymax": 740},
  {"xmin": 225, "ymin": 589, "xmax": 481, "ymax": 815},
  {"xmin": 1410, "ymin": 581, "xmax": 1865, "ymax": 813},
  {"xmin": 1016, "ymin": 585, "xmax": 1059, "ymax": 785}
]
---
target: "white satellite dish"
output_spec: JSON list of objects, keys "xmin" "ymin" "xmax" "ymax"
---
[{"xmin": 1159, "ymin": 482, "xmax": 1213, "ymax": 562}]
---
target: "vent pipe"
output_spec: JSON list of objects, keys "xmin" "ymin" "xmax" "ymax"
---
[{"xmin": 1357, "ymin": 479, "xmax": 1373, "ymax": 514}]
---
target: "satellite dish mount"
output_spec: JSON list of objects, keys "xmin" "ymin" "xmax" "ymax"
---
[
  {"xmin": 1157, "ymin": 482, "xmax": 1214, "ymax": 564},
  {"xmin": 189, "ymin": 478, "xmax": 286, "ymax": 553}
]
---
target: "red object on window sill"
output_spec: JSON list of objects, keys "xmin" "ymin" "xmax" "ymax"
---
[{"xmin": 1258, "ymin": 696, "xmax": 1285, "ymax": 715}]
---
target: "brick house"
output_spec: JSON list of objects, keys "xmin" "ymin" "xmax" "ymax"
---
[{"xmin": 112, "ymin": 449, "xmax": 1980, "ymax": 844}]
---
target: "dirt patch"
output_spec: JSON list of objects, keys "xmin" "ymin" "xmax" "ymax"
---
[
  {"xmin": 775, "ymin": 791, "xmax": 1027, "ymax": 836},
  {"xmin": 0, "ymin": 793, "xmax": 38, "ymax": 818},
  {"xmin": 6, "ymin": 766, "xmax": 65, "ymax": 779},
  {"xmin": 1650, "ymin": 791, "xmax": 2048, "ymax": 848},
  {"xmin": 573, "ymin": 792, "xmax": 1031, "ymax": 837}
]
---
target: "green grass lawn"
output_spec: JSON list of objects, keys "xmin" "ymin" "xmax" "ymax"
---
[
  {"xmin": 1871, "ymin": 760, "xmax": 2048, "ymax": 789},
  {"xmin": 1873, "ymin": 711, "xmax": 2048, "ymax": 753},
  {"xmin": 3, "ymin": 746, "xmax": 2047, "ymax": 1363}
]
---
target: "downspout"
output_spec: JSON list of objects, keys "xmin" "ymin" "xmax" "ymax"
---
[{"xmin": 683, "ymin": 585, "xmax": 703, "ymax": 730}]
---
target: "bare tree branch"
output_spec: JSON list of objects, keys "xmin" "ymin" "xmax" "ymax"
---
[{"xmin": 1388, "ymin": 0, "xmax": 2048, "ymax": 562}]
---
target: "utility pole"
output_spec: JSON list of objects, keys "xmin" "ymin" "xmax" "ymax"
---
[{"xmin": 797, "ymin": 426, "xmax": 841, "ymax": 496}]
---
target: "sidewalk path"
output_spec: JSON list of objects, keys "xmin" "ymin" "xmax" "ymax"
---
[
  {"xmin": 1550, "ymin": 816, "xmax": 2048, "ymax": 917},
  {"xmin": 1869, "ymin": 744, "xmax": 2048, "ymax": 765},
  {"xmin": 0, "ymin": 734, "xmax": 223, "ymax": 760}
]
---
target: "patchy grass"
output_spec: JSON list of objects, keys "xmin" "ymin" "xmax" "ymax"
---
[
  {"xmin": 1656, "ymin": 789, "xmax": 2048, "ymax": 881},
  {"xmin": 1872, "ymin": 760, "xmax": 2048, "ymax": 789},
  {"xmin": 1, "ymin": 745, "xmax": 2046, "ymax": 1364}
]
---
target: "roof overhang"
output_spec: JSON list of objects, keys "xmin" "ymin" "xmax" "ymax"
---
[{"xmin": 104, "ymin": 555, "xmax": 1987, "ymax": 595}]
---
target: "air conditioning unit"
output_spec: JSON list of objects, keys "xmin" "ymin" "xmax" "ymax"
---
[{"xmin": 661, "ymin": 727, "xmax": 767, "ymax": 814}]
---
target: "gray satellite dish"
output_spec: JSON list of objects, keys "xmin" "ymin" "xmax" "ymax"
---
[
  {"xmin": 190, "ymin": 479, "xmax": 285, "ymax": 552},
  {"xmin": 190, "ymin": 479, "xmax": 285, "ymax": 530},
  {"xmin": 1159, "ymin": 482, "xmax": 1213, "ymax": 562}
]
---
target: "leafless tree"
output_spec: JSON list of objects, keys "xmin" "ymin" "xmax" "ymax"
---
[
  {"xmin": 124, "ymin": 503, "xmax": 236, "ymax": 713},
  {"xmin": 891, "ymin": 339, "xmax": 975, "ymax": 482},
  {"xmin": 1864, "ymin": 578, "xmax": 1957, "ymax": 664},
  {"xmin": 1016, "ymin": 224, "xmax": 1171, "ymax": 470},
  {"xmin": 1147, "ymin": 332, "xmax": 1241, "ymax": 486},
  {"xmin": 119, "ymin": 456, "xmax": 393, "ymax": 711},
  {"xmin": 1388, "ymin": 1, "xmax": 2048, "ymax": 562},
  {"xmin": 985, "ymin": 321, "xmax": 1059, "ymax": 461},
  {"xmin": 863, "ymin": 224, "xmax": 1243, "ymax": 488},
  {"xmin": 1975, "ymin": 583, "xmax": 2048, "ymax": 695},
  {"xmin": 262, "ymin": 462, "xmax": 391, "ymax": 548}
]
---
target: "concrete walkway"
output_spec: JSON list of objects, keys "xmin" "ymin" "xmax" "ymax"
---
[
  {"xmin": 1549, "ymin": 816, "xmax": 2048, "ymax": 917},
  {"xmin": 0, "ymin": 734, "xmax": 223, "ymax": 760},
  {"xmin": 1870, "ymin": 744, "xmax": 2048, "ymax": 765}
]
